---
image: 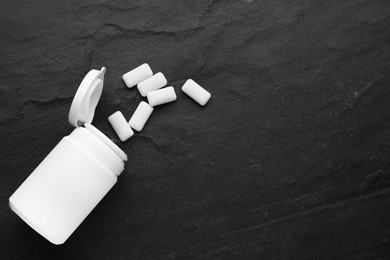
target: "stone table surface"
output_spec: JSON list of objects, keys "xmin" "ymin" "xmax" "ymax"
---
[{"xmin": 1, "ymin": 0, "xmax": 390, "ymax": 259}]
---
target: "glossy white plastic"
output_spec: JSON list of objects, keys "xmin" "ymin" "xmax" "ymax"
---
[{"xmin": 9, "ymin": 67, "xmax": 127, "ymax": 245}]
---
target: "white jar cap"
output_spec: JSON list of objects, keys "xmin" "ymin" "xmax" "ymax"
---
[{"xmin": 68, "ymin": 67, "xmax": 106, "ymax": 127}]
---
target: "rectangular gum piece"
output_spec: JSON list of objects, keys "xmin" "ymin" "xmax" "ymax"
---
[
  {"xmin": 108, "ymin": 111, "xmax": 134, "ymax": 141},
  {"xmin": 147, "ymin": 86, "xmax": 177, "ymax": 107},
  {"xmin": 137, "ymin": 72, "xmax": 167, "ymax": 97},
  {"xmin": 128, "ymin": 101, "xmax": 154, "ymax": 131},
  {"xmin": 122, "ymin": 63, "xmax": 153, "ymax": 88},
  {"xmin": 181, "ymin": 79, "xmax": 211, "ymax": 106}
]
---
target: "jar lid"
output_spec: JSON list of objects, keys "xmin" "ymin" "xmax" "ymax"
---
[{"xmin": 68, "ymin": 67, "xmax": 106, "ymax": 127}]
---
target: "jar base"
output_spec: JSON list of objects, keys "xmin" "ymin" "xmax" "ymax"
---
[{"xmin": 9, "ymin": 198, "xmax": 64, "ymax": 245}]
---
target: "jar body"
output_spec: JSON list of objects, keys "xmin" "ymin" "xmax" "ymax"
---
[{"xmin": 9, "ymin": 126, "xmax": 124, "ymax": 245}]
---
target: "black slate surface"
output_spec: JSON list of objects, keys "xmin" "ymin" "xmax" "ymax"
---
[{"xmin": 1, "ymin": 0, "xmax": 390, "ymax": 259}]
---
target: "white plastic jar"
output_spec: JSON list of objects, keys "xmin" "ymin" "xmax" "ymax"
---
[{"xmin": 9, "ymin": 67, "xmax": 127, "ymax": 245}]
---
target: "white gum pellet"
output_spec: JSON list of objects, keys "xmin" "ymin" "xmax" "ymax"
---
[
  {"xmin": 147, "ymin": 86, "xmax": 177, "ymax": 107},
  {"xmin": 182, "ymin": 79, "xmax": 211, "ymax": 106},
  {"xmin": 122, "ymin": 63, "xmax": 153, "ymax": 88},
  {"xmin": 137, "ymin": 72, "xmax": 167, "ymax": 97},
  {"xmin": 128, "ymin": 101, "xmax": 154, "ymax": 132},
  {"xmin": 108, "ymin": 111, "xmax": 134, "ymax": 141}
]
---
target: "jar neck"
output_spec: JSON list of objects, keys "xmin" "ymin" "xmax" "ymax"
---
[{"xmin": 69, "ymin": 124, "xmax": 127, "ymax": 176}]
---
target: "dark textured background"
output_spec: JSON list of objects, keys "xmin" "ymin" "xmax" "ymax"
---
[{"xmin": 1, "ymin": 0, "xmax": 390, "ymax": 259}]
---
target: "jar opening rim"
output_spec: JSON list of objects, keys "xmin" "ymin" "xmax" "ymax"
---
[{"xmin": 84, "ymin": 123, "xmax": 127, "ymax": 161}]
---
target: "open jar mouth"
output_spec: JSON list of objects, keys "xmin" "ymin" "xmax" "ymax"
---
[
  {"xmin": 84, "ymin": 123, "xmax": 127, "ymax": 162},
  {"xmin": 69, "ymin": 124, "xmax": 127, "ymax": 176},
  {"xmin": 72, "ymin": 127, "xmax": 123, "ymax": 174}
]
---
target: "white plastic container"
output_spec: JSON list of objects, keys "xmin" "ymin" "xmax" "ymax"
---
[{"xmin": 9, "ymin": 67, "xmax": 128, "ymax": 245}]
